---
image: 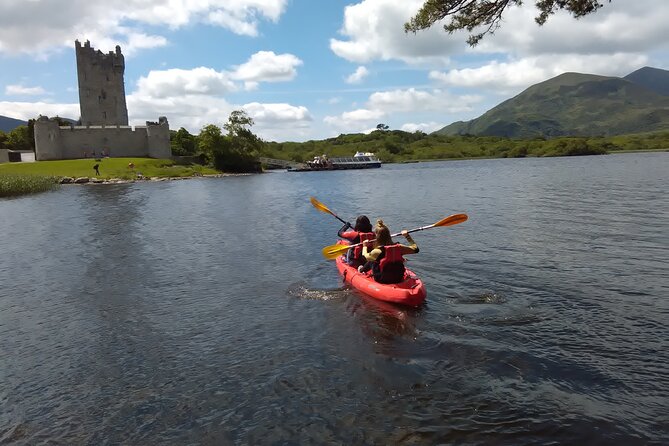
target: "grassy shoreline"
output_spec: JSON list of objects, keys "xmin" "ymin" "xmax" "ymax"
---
[
  {"xmin": 0, "ymin": 157, "xmax": 225, "ymax": 198},
  {"xmin": 0, "ymin": 174, "xmax": 59, "ymax": 198},
  {"xmin": 0, "ymin": 157, "xmax": 220, "ymax": 180}
]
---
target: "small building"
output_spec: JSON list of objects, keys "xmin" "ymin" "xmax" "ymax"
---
[{"xmin": 0, "ymin": 149, "xmax": 35, "ymax": 163}]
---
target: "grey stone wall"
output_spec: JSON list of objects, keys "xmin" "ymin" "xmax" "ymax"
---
[
  {"xmin": 34, "ymin": 116, "xmax": 171, "ymax": 161},
  {"xmin": 0, "ymin": 149, "xmax": 8, "ymax": 164},
  {"xmin": 146, "ymin": 117, "xmax": 171, "ymax": 159},
  {"xmin": 76, "ymin": 40, "xmax": 128, "ymax": 126}
]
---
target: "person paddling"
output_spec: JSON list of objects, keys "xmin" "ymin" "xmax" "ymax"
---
[
  {"xmin": 338, "ymin": 215, "xmax": 373, "ymax": 266},
  {"xmin": 359, "ymin": 219, "xmax": 419, "ymax": 284}
]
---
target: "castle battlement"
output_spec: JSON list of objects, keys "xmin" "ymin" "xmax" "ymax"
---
[{"xmin": 75, "ymin": 40, "xmax": 124, "ymax": 70}]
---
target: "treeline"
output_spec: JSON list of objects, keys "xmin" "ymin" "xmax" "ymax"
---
[
  {"xmin": 0, "ymin": 122, "xmax": 34, "ymax": 152},
  {"xmin": 261, "ymin": 130, "xmax": 669, "ymax": 164}
]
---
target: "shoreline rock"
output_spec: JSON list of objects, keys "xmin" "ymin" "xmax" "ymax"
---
[{"xmin": 58, "ymin": 173, "xmax": 250, "ymax": 185}]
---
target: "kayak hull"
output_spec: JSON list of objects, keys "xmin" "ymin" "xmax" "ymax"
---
[{"xmin": 334, "ymin": 241, "xmax": 427, "ymax": 307}]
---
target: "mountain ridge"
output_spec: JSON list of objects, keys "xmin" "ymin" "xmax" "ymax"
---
[
  {"xmin": 0, "ymin": 115, "xmax": 28, "ymax": 133},
  {"xmin": 436, "ymin": 67, "xmax": 669, "ymax": 138}
]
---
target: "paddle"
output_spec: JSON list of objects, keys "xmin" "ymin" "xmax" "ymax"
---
[
  {"xmin": 321, "ymin": 213, "xmax": 468, "ymax": 260},
  {"xmin": 310, "ymin": 196, "xmax": 350, "ymax": 226}
]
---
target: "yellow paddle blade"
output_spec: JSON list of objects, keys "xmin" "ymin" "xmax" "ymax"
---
[
  {"xmin": 310, "ymin": 196, "xmax": 334, "ymax": 216},
  {"xmin": 322, "ymin": 243, "xmax": 350, "ymax": 260},
  {"xmin": 433, "ymin": 213, "xmax": 468, "ymax": 228}
]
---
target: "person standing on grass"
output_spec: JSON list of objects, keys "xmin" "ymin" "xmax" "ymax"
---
[{"xmin": 93, "ymin": 163, "xmax": 100, "ymax": 176}]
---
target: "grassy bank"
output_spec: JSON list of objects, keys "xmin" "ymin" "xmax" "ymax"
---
[
  {"xmin": 0, "ymin": 158, "xmax": 219, "ymax": 180},
  {"xmin": 0, "ymin": 174, "xmax": 59, "ymax": 198}
]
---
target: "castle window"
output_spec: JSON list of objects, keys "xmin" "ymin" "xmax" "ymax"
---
[{"xmin": 103, "ymin": 112, "xmax": 107, "ymax": 119}]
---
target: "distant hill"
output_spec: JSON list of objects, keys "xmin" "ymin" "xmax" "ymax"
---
[
  {"xmin": 624, "ymin": 66, "xmax": 669, "ymax": 96},
  {"xmin": 0, "ymin": 115, "xmax": 27, "ymax": 133},
  {"xmin": 436, "ymin": 68, "xmax": 669, "ymax": 138}
]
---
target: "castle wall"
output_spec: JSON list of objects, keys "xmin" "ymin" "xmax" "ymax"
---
[
  {"xmin": 33, "ymin": 117, "xmax": 63, "ymax": 161},
  {"xmin": 146, "ymin": 117, "xmax": 171, "ymax": 159},
  {"xmin": 58, "ymin": 126, "xmax": 148, "ymax": 159},
  {"xmin": 76, "ymin": 40, "xmax": 128, "ymax": 126},
  {"xmin": 34, "ymin": 117, "xmax": 171, "ymax": 161}
]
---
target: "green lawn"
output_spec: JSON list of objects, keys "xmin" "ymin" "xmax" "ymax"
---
[{"xmin": 0, "ymin": 158, "xmax": 219, "ymax": 180}]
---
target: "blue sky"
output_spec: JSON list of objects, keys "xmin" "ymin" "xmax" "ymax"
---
[{"xmin": 1, "ymin": 0, "xmax": 668, "ymax": 142}]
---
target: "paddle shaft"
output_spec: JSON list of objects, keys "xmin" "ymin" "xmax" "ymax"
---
[
  {"xmin": 323, "ymin": 213, "xmax": 468, "ymax": 259},
  {"xmin": 340, "ymin": 225, "xmax": 429, "ymax": 251},
  {"xmin": 310, "ymin": 197, "xmax": 349, "ymax": 225}
]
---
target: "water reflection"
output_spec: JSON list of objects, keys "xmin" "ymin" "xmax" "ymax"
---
[{"xmin": 1, "ymin": 154, "xmax": 667, "ymax": 444}]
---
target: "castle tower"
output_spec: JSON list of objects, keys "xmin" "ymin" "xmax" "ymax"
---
[{"xmin": 75, "ymin": 40, "xmax": 129, "ymax": 126}]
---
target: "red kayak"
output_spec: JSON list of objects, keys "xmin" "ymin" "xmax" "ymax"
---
[{"xmin": 334, "ymin": 240, "xmax": 427, "ymax": 307}]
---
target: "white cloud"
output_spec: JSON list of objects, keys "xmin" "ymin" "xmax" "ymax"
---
[
  {"xmin": 430, "ymin": 53, "xmax": 650, "ymax": 93},
  {"xmin": 127, "ymin": 93, "xmax": 234, "ymax": 133},
  {"xmin": 330, "ymin": 0, "xmax": 462, "ymax": 64},
  {"xmin": 0, "ymin": 101, "xmax": 79, "ymax": 121},
  {"xmin": 124, "ymin": 66, "xmax": 312, "ymax": 140},
  {"xmin": 368, "ymin": 88, "xmax": 481, "ymax": 113},
  {"xmin": 323, "ymin": 87, "xmax": 482, "ymax": 134},
  {"xmin": 472, "ymin": 1, "xmax": 669, "ymax": 57},
  {"xmin": 345, "ymin": 66, "xmax": 369, "ymax": 84},
  {"xmin": 135, "ymin": 67, "xmax": 238, "ymax": 98},
  {"xmin": 231, "ymin": 51, "xmax": 303, "ymax": 83},
  {"xmin": 5, "ymin": 84, "xmax": 47, "ymax": 96},
  {"xmin": 243, "ymin": 102, "xmax": 312, "ymax": 128},
  {"xmin": 324, "ymin": 108, "xmax": 385, "ymax": 133},
  {"xmin": 329, "ymin": 0, "xmax": 669, "ymax": 72},
  {"xmin": 0, "ymin": 0, "xmax": 288, "ymax": 56},
  {"xmin": 400, "ymin": 122, "xmax": 442, "ymax": 133}
]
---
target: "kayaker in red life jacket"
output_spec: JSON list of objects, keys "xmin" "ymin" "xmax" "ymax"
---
[
  {"xmin": 338, "ymin": 215, "xmax": 373, "ymax": 266},
  {"xmin": 358, "ymin": 219, "xmax": 419, "ymax": 284}
]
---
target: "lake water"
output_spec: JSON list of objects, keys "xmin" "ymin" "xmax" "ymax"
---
[{"xmin": 1, "ymin": 153, "xmax": 667, "ymax": 445}]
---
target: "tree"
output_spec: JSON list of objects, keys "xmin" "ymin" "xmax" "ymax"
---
[
  {"xmin": 224, "ymin": 110, "xmax": 255, "ymax": 136},
  {"xmin": 171, "ymin": 127, "xmax": 197, "ymax": 156},
  {"xmin": 223, "ymin": 110, "xmax": 263, "ymax": 158},
  {"xmin": 405, "ymin": 0, "xmax": 611, "ymax": 46},
  {"xmin": 376, "ymin": 123, "xmax": 390, "ymax": 131},
  {"xmin": 7, "ymin": 125, "xmax": 33, "ymax": 151},
  {"xmin": 196, "ymin": 110, "xmax": 263, "ymax": 173}
]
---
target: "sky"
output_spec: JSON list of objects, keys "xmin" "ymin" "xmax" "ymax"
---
[{"xmin": 0, "ymin": 0, "xmax": 668, "ymax": 142}]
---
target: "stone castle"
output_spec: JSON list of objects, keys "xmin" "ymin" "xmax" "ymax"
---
[{"xmin": 34, "ymin": 40, "xmax": 170, "ymax": 160}]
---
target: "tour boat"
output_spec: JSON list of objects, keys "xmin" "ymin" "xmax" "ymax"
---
[{"xmin": 288, "ymin": 152, "xmax": 381, "ymax": 171}]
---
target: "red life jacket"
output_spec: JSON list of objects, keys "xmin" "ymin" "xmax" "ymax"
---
[
  {"xmin": 352, "ymin": 232, "xmax": 375, "ymax": 261},
  {"xmin": 378, "ymin": 244, "xmax": 404, "ymax": 271},
  {"xmin": 373, "ymin": 244, "xmax": 406, "ymax": 284}
]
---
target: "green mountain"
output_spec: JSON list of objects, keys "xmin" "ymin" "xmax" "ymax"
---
[
  {"xmin": 0, "ymin": 115, "xmax": 27, "ymax": 133},
  {"xmin": 436, "ymin": 69, "xmax": 669, "ymax": 138},
  {"xmin": 624, "ymin": 66, "xmax": 669, "ymax": 96}
]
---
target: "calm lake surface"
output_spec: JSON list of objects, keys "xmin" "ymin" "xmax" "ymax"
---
[{"xmin": 1, "ymin": 153, "xmax": 668, "ymax": 445}]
